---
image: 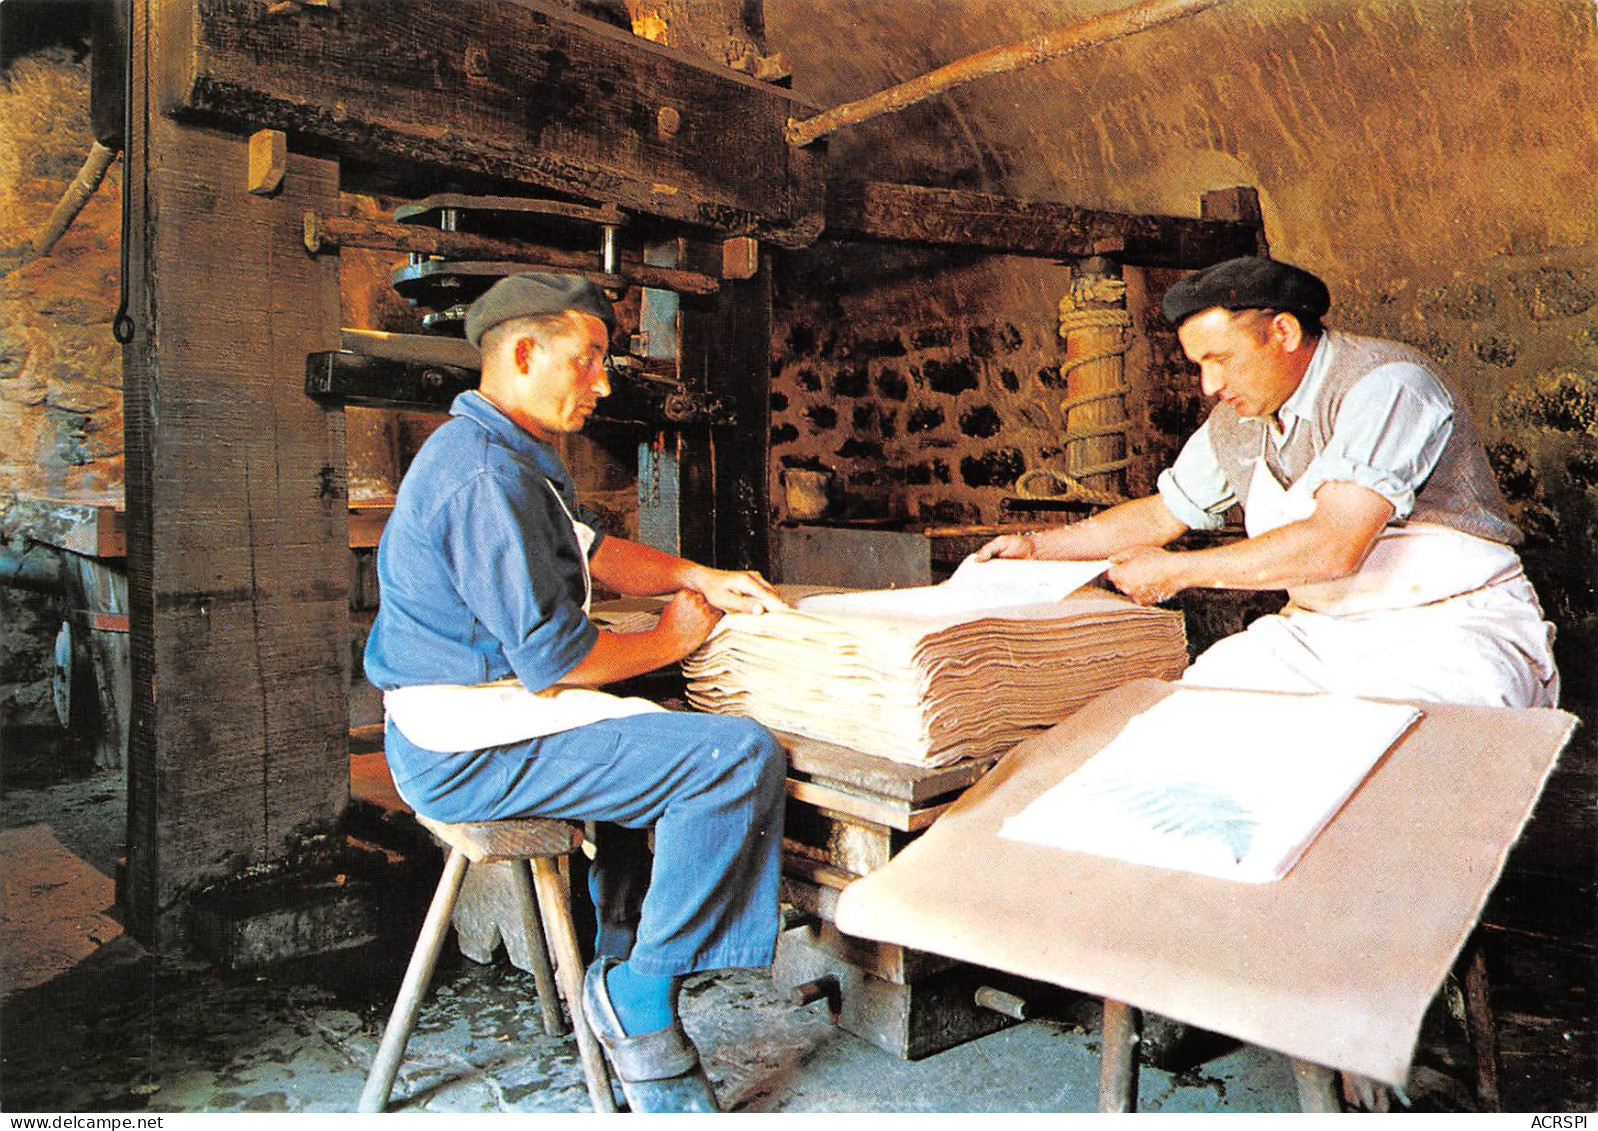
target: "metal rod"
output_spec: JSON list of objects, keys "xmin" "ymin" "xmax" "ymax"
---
[
  {"xmin": 785, "ymin": 0, "xmax": 1232, "ymax": 148},
  {"xmin": 302, "ymin": 212, "xmax": 720, "ymax": 295}
]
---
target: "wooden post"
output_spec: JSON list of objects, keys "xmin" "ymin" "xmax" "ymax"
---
[
  {"xmin": 679, "ymin": 242, "xmax": 774, "ymax": 573},
  {"xmin": 119, "ymin": 0, "xmax": 349, "ymax": 946},
  {"xmin": 1290, "ymin": 1059, "xmax": 1343, "ymax": 1112},
  {"xmin": 1098, "ymin": 998, "xmax": 1142, "ymax": 1112}
]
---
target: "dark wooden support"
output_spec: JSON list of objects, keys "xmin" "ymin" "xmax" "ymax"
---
[
  {"xmin": 120, "ymin": 0, "xmax": 349, "ymax": 946},
  {"xmin": 301, "ymin": 212, "xmax": 722, "ymax": 296},
  {"xmin": 1098, "ymin": 999, "xmax": 1142, "ymax": 1112},
  {"xmin": 825, "ymin": 181, "xmax": 1262, "ymax": 268},
  {"xmin": 305, "ymin": 350, "xmax": 669, "ymax": 427},
  {"xmin": 158, "ymin": 0, "xmax": 825, "ymax": 247},
  {"xmin": 1463, "ymin": 943, "xmax": 1503, "ymax": 1111},
  {"xmin": 1201, "ymin": 186, "xmax": 1270, "ymax": 255},
  {"xmin": 678, "ymin": 241, "xmax": 774, "ymax": 573}
]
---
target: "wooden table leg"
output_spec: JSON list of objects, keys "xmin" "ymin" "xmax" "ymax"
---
[
  {"xmin": 1463, "ymin": 944, "xmax": 1503, "ymax": 1111},
  {"xmin": 1290, "ymin": 1059, "xmax": 1343, "ymax": 1112},
  {"xmin": 1099, "ymin": 999, "xmax": 1142, "ymax": 1112}
]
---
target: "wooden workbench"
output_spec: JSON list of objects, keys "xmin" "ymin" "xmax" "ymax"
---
[{"xmin": 833, "ymin": 679, "xmax": 1580, "ymax": 1110}]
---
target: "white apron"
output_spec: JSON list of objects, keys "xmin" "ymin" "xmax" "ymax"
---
[
  {"xmin": 1181, "ymin": 441, "xmax": 1560, "ymax": 708},
  {"xmin": 384, "ymin": 482, "xmax": 665, "ymax": 753}
]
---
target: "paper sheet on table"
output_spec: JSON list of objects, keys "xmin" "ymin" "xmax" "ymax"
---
[
  {"xmin": 795, "ymin": 556, "xmax": 1110, "ymax": 620},
  {"xmin": 999, "ymin": 690, "xmax": 1422, "ymax": 882}
]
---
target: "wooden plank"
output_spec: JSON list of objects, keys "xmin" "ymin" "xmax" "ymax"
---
[
  {"xmin": 120, "ymin": 0, "xmax": 350, "ymax": 947},
  {"xmin": 786, "ymin": 779, "xmax": 952, "ymax": 833},
  {"xmin": 158, "ymin": 0, "xmax": 825, "ymax": 247},
  {"xmin": 778, "ymin": 730, "xmax": 1000, "ymax": 805},
  {"xmin": 825, "ymin": 180, "xmax": 1261, "ymax": 268}
]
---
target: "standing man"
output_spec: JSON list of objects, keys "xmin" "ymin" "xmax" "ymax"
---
[
  {"xmin": 978, "ymin": 256, "xmax": 1559, "ymax": 708},
  {"xmin": 364, "ymin": 272, "xmax": 788, "ymax": 1112}
]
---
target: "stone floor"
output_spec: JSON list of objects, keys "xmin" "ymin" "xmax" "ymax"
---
[{"xmin": 0, "ymin": 765, "xmax": 1578, "ymax": 1116}]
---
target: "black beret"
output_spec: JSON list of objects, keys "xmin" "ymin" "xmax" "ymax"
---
[
  {"xmin": 1161, "ymin": 256, "xmax": 1331, "ymax": 327},
  {"xmin": 464, "ymin": 272, "xmax": 615, "ymax": 348}
]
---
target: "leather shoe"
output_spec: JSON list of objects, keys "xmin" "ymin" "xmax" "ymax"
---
[{"xmin": 582, "ymin": 957, "xmax": 720, "ymax": 1113}]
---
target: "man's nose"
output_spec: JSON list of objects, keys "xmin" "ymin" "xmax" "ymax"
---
[
  {"xmin": 1200, "ymin": 366, "xmax": 1223, "ymax": 397},
  {"xmin": 592, "ymin": 361, "xmax": 611, "ymax": 398}
]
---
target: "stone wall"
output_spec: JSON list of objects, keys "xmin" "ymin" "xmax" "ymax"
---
[
  {"xmin": 0, "ymin": 49, "xmax": 122, "ymax": 735},
  {"xmin": 768, "ymin": 247, "xmax": 1200, "ymax": 531}
]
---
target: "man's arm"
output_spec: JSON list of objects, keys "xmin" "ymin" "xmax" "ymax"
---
[
  {"xmin": 1106, "ymin": 482, "xmax": 1394, "ymax": 605},
  {"xmin": 558, "ymin": 588, "xmax": 724, "ymax": 686},
  {"xmin": 588, "ymin": 535, "xmax": 785, "ymax": 614},
  {"xmin": 974, "ymin": 494, "xmax": 1189, "ymax": 562}
]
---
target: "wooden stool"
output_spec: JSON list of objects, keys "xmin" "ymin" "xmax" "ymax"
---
[{"xmin": 358, "ymin": 815, "xmax": 617, "ymax": 1113}]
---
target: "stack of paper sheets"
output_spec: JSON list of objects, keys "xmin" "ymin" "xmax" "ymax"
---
[{"xmin": 681, "ymin": 558, "xmax": 1190, "ymax": 767}]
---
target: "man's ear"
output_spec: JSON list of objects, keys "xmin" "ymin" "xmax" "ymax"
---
[
  {"xmin": 513, "ymin": 335, "xmax": 536, "ymax": 374},
  {"xmin": 1270, "ymin": 312, "xmax": 1305, "ymax": 352}
]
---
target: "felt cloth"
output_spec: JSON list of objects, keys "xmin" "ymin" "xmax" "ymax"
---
[{"xmin": 833, "ymin": 679, "xmax": 1578, "ymax": 1087}]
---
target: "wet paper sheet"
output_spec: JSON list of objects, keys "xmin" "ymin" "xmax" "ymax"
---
[
  {"xmin": 1000, "ymin": 689, "xmax": 1423, "ymax": 883},
  {"xmin": 833, "ymin": 679, "xmax": 1578, "ymax": 1087}
]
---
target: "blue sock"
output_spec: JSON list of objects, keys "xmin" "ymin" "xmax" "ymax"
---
[{"xmin": 604, "ymin": 961, "xmax": 679, "ymax": 1036}]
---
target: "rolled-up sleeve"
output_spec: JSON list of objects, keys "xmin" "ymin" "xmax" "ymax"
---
[
  {"xmin": 1295, "ymin": 363, "xmax": 1454, "ymax": 520},
  {"xmin": 1157, "ymin": 419, "xmax": 1234, "ymax": 531},
  {"xmin": 443, "ymin": 472, "xmax": 598, "ymax": 691}
]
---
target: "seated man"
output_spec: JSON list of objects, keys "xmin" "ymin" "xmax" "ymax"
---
[
  {"xmin": 979, "ymin": 256, "xmax": 1559, "ymax": 708},
  {"xmin": 364, "ymin": 272, "xmax": 788, "ymax": 1112}
]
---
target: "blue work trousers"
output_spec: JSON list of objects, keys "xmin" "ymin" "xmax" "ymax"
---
[{"xmin": 385, "ymin": 710, "xmax": 786, "ymax": 976}]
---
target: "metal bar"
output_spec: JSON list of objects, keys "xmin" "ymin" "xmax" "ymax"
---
[
  {"xmin": 359, "ymin": 849, "xmax": 471, "ymax": 1113},
  {"xmin": 1098, "ymin": 998, "xmax": 1142, "ymax": 1112},
  {"xmin": 786, "ymin": 0, "xmax": 1233, "ymax": 147},
  {"xmin": 302, "ymin": 212, "xmax": 720, "ymax": 295}
]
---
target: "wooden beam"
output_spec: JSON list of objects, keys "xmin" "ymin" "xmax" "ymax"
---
[
  {"xmin": 157, "ymin": 0, "xmax": 825, "ymax": 247},
  {"xmin": 787, "ymin": 0, "xmax": 1233, "ymax": 148},
  {"xmin": 121, "ymin": 0, "xmax": 350, "ymax": 947},
  {"xmin": 825, "ymin": 181, "xmax": 1261, "ymax": 268},
  {"xmin": 302, "ymin": 212, "xmax": 721, "ymax": 295}
]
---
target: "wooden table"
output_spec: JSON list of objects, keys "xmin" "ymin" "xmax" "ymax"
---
[{"xmin": 833, "ymin": 679, "xmax": 1579, "ymax": 1111}]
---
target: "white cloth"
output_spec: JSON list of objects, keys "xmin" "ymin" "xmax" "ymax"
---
[
  {"xmin": 384, "ymin": 481, "xmax": 664, "ymax": 753},
  {"xmin": 1181, "ymin": 442, "xmax": 1560, "ymax": 708}
]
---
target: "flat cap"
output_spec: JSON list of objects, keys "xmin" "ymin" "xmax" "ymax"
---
[
  {"xmin": 464, "ymin": 272, "xmax": 615, "ymax": 348},
  {"xmin": 1161, "ymin": 256, "xmax": 1331, "ymax": 327}
]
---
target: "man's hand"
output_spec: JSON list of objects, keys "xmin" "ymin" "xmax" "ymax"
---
[
  {"xmin": 688, "ymin": 566, "xmax": 787, "ymax": 615},
  {"xmin": 656, "ymin": 589, "xmax": 724, "ymax": 654},
  {"xmin": 973, "ymin": 533, "xmax": 1038, "ymax": 562},
  {"xmin": 1106, "ymin": 545, "xmax": 1187, "ymax": 606}
]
